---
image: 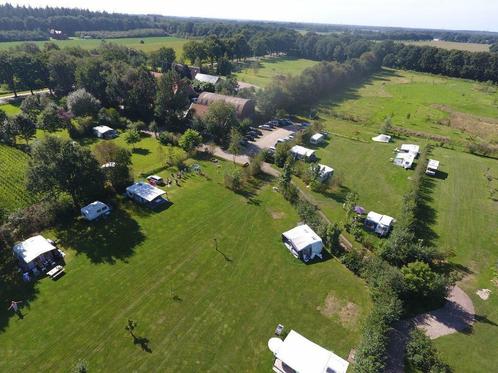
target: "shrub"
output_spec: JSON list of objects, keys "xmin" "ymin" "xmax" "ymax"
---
[
  {"xmin": 67, "ymin": 88, "xmax": 101, "ymax": 117},
  {"xmin": 68, "ymin": 116, "xmax": 95, "ymax": 139},
  {"xmin": 401, "ymin": 261, "xmax": 450, "ymax": 304},
  {"xmin": 224, "ymin": 168, "xmax": 244, "ymax": 191},
  {"xmin": 406, "ymin": 329, "xmax": 452, "ymax": 373},
  {"xmin": 158, "ymin": 131, "xmax": 179, "ymax": 146}
]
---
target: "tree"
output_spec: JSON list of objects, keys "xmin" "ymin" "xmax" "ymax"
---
[
  {"xmin": 150, "ymin": 47, "xmax": 176, "ymax": 72},
  {"xmin": 406, "ymin": 329, "xmax": 451, "ymax": 373},
  {"xmin": 401, "ymin": 261, "xmax": 449, "ymax": 303},
  {"xmin": 154, "ymin": 70, "xmax": 190, "ymax": 129},
  {"xmin": 20, "ymin": 94, "xmax": 44, "ymax": 120},
  {"xmin": 93, "ymin": 142, "xmax": 132, "ymax": 192},
  {"xmin": 216, "ymin": 56, "xmax": 233, "ymax": 76},
  {"xmin": 380, "ymin": 116, "xmax": 393, "ymax": 134},
  {"xmin": 178, "ymin": 129, "xmax": 202, "ymax": 155},
  {"xmin": 38, "ymin": 103, "xmax": 70, "ymax": 132},
  {"xmin": 204, "ymin": 101, "xmax": 239, "ymax": 147},
  {"xmin": 0, "ymin": 111, "xmax": 18, "ymax": 145},
  {"xmin": 228, "ymin": 128, "xmax": 242, "ymax": 163},
  {"xmin": 124, "ymin": 129, "xmax": 141, "ymax": 151},
  {"xmin": 67, "ymin": 89, "xmax": 101, "ymax": 117},
  {"xmin": 216, "ymin": 77, "xmax": 238, "ymax": 96},
  {"xmin": 13, "ymin": 114, "xmax": 36, "ymax": 145},
  {"xmin": 183, "ymin": 40, "xmax": 207, "ymax": 64},
  {"xmin": 75, "ymin": 57, "xmax": 109, "ymax": 104},
  {"xmin": 343, "ymin": 191, "xmax": 359, "ymax": 224},
  {"xmin": 47, "ymin": 51, "xmax": 76, "ymax": 96},
  {"xmin": 27, "ymin": 136, "xmax": 105, "ymax": 206},
  {"xmin": 274, "ymin": 142, "xmax": 291, "ymax": 167},
  {"xmin": 0, "ymin": 52, "xmax": 17, "ymax": 96}
]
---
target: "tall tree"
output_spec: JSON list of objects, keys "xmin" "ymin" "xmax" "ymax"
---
[
  {"xmin": 13, "ymin": 114, "xmax": 36, "ymax": 145},
  {"xmin": 154, "ymin": 70, "xmax": 190, "ymax": 129},
  {"xmin": 150, "ymin": 47, "xmax": 176, "ymax": 72}
]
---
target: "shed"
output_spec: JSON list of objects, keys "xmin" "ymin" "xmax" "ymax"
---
[
  {"xmin": 268, "ymin": 330, "xmax": 349, "ymax": 373},
  {"xmin": 365, "ymin": 211, "xmax": 394, "ymax": 237},
  {"xmin": 13, "ymin": 235, "xmax": 59, "ymax": 270},
  {"xmin": 196, "ymin": 92, "xmax": 255, "ymax": 118},
  {"xmin": 372, "ymin": 134, "xmax": 392, "ymax": 143},
  {"xmin": 126, "ymin": 182, "xmax": 167, "ymax": 207},
  {"xmin": 81, "ymin": 201, "xmax": 111, "ymax": 221},
  {"xmin": 310, "ymin": 133, "xmax": 325, "ymax": 145},
  {"xmin": 93, "ymin": 125, "xmax": 117, "ymax": 139},
  {"xmin": 282, "ymin": 224, "xmax": 323, "ymax": 262},
  {"xmin": 195, "ymin": 73, "xmax": 221, "ymax": 85},
  {"xmin": 290, "ymin": 145, "xmax": 316, "ymax": 161}
]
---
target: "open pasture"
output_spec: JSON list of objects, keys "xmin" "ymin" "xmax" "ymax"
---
[{"xmin": 402, "ymin": 40, "xmax": 491, "ymax": 52}]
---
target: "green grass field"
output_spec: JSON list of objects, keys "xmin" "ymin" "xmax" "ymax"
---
[
  {"xmin": 0, "ymin": 102, "xmax": 21, "ymax": 116},
  {"xmin": 0, "ymin": 160, "xmax": 371, "ymax": 371},
  {"xmin": 0, "ymin": 36, "xmax": 188, "ymax": 54},
  {"xmin": 234, "ymin": 57, "xmax": 319, "ymax": 87},
  {"xmin": 402, "ymin": 40, "xmax": 491, "ymax": 52}
]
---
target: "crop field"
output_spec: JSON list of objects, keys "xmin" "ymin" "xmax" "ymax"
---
[
  {"xmin": 292, "ymin": 67, "xmax": 498, "ymax": 372},
  {"xmin": 234, "ymin": 57, "xmax": 319, "ymax": 87},
  {"xmin": 402, "ymin": 40, "xmax": 491, "ymax": 52},
  {"xmin": 0, "ymin": 36, "xmax": 188, "ymax": 54},
  {"xmin": 0, "ymin": 144, "xmax": 34, "ymax": 213},
  {"xmin": 0, "ymin": 160, "xmax": 371, "ymax": 371}
]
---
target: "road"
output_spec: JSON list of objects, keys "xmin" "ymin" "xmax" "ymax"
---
[{"xmin": 0, "ymin": 89, "xmax": 50, "ymax": 104}]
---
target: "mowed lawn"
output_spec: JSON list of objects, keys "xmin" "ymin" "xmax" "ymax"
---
[
  {"xmin": 0, "ymin": 161, "xmax": 371, "ymax": 372},
  {"xmin": 0, "ymin": 144, "xmax": 34, "ymax": 212},
  {"xmin": 425, "ymin": 148, "xmax": 498, "ymax": 373},
  {"xmin": 318, "ymin": 68, "xmax": 498, "ymax": 144},
  {"xmin": 0, "ymin": 36, "xmax": 188, "ymax": 54},
  {"xmin": 0, "ymin": 102, "xmax": 21, "ymax": 116},
  {"xmin": 234, "ymin": 57, "xmax": 319, "ymax": 87}
]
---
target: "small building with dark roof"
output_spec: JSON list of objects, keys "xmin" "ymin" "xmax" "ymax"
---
[{"xmin": 196, "ymin": 92, "xmax": 255, "ymax": 118}]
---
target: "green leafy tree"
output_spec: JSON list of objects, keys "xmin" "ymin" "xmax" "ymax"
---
[
  {"xmin": 178, "ymin": 129, "xmax": 202, "ymax": 155},
  {"xmin": 93, "ymin": 142, "xmax": 133, "ymax": 192},
  {"xmin": 401, "ymin": 261, "xmax": 449, "ymax": 302},
  {"xmin": 154, "ymin": 70, "xmax": 190, "ymax": 129},
  {"xmin": 47, "ymin": 51, "xmax": 76, "ymax": 96},
  {"xmin": 406, "ymin": 329, "xmax": 451, "ymax": 373},
  {"xmin": 13, "ymin": 114, "xmax": 36, "ymax": 145},
  {"xmin": 38, "ymin": 103, "xmax": 69, "ymax": 132},
  {"xmin": 228, "ymin": 128, "xmax": 242, "ymax": 163},
  {"xmin": 75, "ymin": 57, "xmax": 109, "ymax": 104},
  {"xmin": 274, "ymin": 142, "xmax": 291, "ymax": 167},
  {"xmin": 27, "ymin": 136, "xmax": 105, "ymax": 206},
  {"xmin": 150, "ymin": 47, "xmax": 176, "ymax": 72},
  {"xmin": 67, "ymin": 89, "xmax": 101, "ymax": 117},
  {"xmin": 124, "ymin": 129, "xmax": 141, "ymax": 151},
  {"xmin": 204, "ymin": 101, "xmax": 239, "ymax": 147}
]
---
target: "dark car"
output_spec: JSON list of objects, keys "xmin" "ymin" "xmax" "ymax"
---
[
  {"xmin": 245, "ymin": 135, "xmax": 255, "ymax": 141},
  {"xmin": 239, "ymin": 140, "xmax": 249, "ymax": 147},
  {"xmin": 249, "ymin": 127, "xmax": 263, "ymax": 135},
  {"xmin": 278, "ymin": 118, "xmax": 293, "ymax": 127},
  {"xmin": 247, "ymin": 131, "xmax": 261, "ymax": 138}
]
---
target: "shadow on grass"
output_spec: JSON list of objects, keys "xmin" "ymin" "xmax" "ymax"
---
[
  {"xmin": 132, "ymin": 147, "xmax": 150, "ymax": 156},
  {"xmin": 413, "ymin": 175, "xmax": 439, "ymax": 246},
  {"xmin": 303, "ymin": 249, "xmax": 334, "ymax": 265},
  {"xmin": 55, "ymin": 208, "xmax": 145, "ymax": 264},
  {"xmin": 232, "ymin": 173, "xmax": 273, "ymax": 206},
  {"xmin": 0, "ymin": 281, "xmax": 38, "ymax": 332},
  {"xmin": 320, "ymin": 185, "xmax": 351, "ymax": 204}
]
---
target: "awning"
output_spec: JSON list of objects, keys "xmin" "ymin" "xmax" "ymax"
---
[{"xmin": 13, "ymin": 235, "xmax": 56, "ymax": 264}]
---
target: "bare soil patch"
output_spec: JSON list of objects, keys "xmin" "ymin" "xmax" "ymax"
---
[
  {"xmin": 268, "ymin": 209, "xmax": 285, "ymax": 220},
  {"xmin": 317, "ymin": 292, "xmax": 360, "ymax": 327}
]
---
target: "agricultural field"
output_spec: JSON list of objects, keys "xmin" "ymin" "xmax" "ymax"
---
[
  {"xmin": 402, "ymin": 40, "xmax": 491, "ymax": 52},
  {"xmin": 0, "ymin": 160, "xmax": 371, "ymax": 371},
  {"xmin": 293, "ymin": 67, "xmax": 498, "ymax": 372},
  {"xmin": 0, "ymin": 36, "xmax": 188, "ymax": 54},
  {"xmin": 317, "ymin": 68, "xmax": 498, "ymax": 145},
  {"xmin": 234, "ymin": 57, "xmax": 319, "ymax": 87},
  {"xmin": 0, "ymin": 144, "xmax": 34, "ymax": 213}
]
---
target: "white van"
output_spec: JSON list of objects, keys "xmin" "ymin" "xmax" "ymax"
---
[{"xmin": 80, "ymin": 201, "xmax": 111, "ymax": 221}]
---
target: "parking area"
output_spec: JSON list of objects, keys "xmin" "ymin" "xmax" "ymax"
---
[{"xmin": 244, "ymin": 124, "xmax": 301, "ymax": 156}]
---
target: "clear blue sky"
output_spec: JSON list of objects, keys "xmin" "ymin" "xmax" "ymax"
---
[{"xmin": 5, "ymin": 0, "xmax": 498, "ymax": 32}]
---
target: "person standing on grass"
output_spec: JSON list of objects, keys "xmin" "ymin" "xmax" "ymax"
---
[{"xmin": 8, "ymin": 300, "xmax": 23, "ymax": 319}]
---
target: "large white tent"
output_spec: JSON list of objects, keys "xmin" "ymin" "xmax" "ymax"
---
[
  {"xmin": 268, "ymin": 330, "xmax": 349, "ymax": 373},
  {"xmin": 400, "ymin": 143, "xmax": 420, "ymax": 155},
  {"xmin": 393, "ymin": 152, "xmax": 416, "ymax": 169},
  {"xmin": 126, "ymin": 182, "xmax": 166, "ymax": 204},
  {"xmin": 13, "ymin": 235, "xmax": 56, "ymax": 264},
  {"xmin": 318, "ymin": 164, "xmax": 334, "ymax": 181},
  {"xmin": 290, "ymin": 145, "xmax": 316, "ymax": 161},
  {"xmin": 282, "ymin": 224, "xmax": 323, "ymax": 262},
  {"xmin": 372, "ymin": 134, "xmax": 391, "ymax": 143}
]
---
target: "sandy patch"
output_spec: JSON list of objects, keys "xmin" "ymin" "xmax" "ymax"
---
[
  {"xmin": 317, "ymin": 292, "xmax": 360, "ymax": 326},
  {"xmin": 432, "ymin": 104, "xmax": 498, "ymax": 139},
  {"xmin": 476, "ymin": 288, "xmax": 491, "ymax": 300},
  {"xmin": 267, "ymin": 209, "xmax": 285, "ymax": 220}
]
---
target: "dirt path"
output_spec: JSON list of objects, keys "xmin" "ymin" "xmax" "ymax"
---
[{"xmin": 385, "ymin": 285, "xmax": 475, "ymax": 372}]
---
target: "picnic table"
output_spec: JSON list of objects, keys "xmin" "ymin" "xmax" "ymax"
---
[{"xmin": 46, "ymin": 265, "xmax": 64, "ymax": 280}]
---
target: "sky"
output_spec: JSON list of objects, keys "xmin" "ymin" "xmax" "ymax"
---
[{"xmin": 4, "ymin": 0, "xmax": 498, "ymax": 32}]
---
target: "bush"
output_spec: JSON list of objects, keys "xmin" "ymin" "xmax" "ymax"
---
[
  {"xmin": 406, "ymin": 329, "xmax": 452, "ymax": 373},
  {"xmin": 246, "ymin": 152, "xmax": 265, "ymax": 177},
  {"xmin": 158, "ymin": 131, "xmax": 179, "ymax": 146},
  {"xmin": 68, "ymin": 116, "xmax": 95, "ymax": 139},
  {"xmin": 67, "ymin": 89, "xmax": 101, "ymax": 117},
  {"xmin": 401, "ymin": 261, "xmax": 450, "ymax": 304},
  {"xmin": 224, "ymin": 168, "xmax": 244, "ymax": 191},
  {"xmin": 98, "ymin": 107, "xmax": 126, "ymax": 129}
]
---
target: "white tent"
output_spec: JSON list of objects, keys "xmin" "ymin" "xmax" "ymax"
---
[
  {"xmin": 393, "ymin": 152, "xmax": 416, "ymax": 169},
  {"xmin": 126, "ymin": 182, "xmax": 167, "ymax": 205},
  {"xmin": 268, "ymin": 330, "xmax": 349, "ymax": 373},
  {"xmin": 372, "ymin": 134, "xmax": 392, "ymax": 143},
  {"xmin": 365, "ymin": 211, "xmax": 394, "ymax": 237},
  {"xmin": 310, "ymin": 133, "xmax": 325, "ymax": 145},
  {"xmin": 194, "ymin": 73, "xmax": 221, "ymax": 85},
  {"xmin": 400, "ymin": 144, "xmax": 420, "ymax": 155},
  {"xmin": 282, "ymin": 224, "xmax": 323, "ymax": 262},
  {"xmin": 290, "ymin": 145, "xmax": 316, "ymax": 161},
  {"xmin": 318, "ymin": 164, "xmax": 334, "ymax": 181},
  {"xmin": 426, "ymin": 159, "xmax": 440, "ymax": 176},
  {"xmin": 81, "ymin": 201, "xmax": 111, "ymax": 221},
  {"xmin": 13, "ymin": 235, "xmax": 56, "ymax": 264},
  {"xmin": 93, "ymin": 125, "xmax": 117, "ymax": 139}
]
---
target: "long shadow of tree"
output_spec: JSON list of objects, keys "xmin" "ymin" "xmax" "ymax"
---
[
  {"xmin": 413, "ymin": 175, "xmax": 439, "ymax": 246},
  {"xmin": 125, "ymin": 319, "xmax": 152, "ymax": 353},
  {"xmin": 0, "ymin": 276, "xmax": 38, "ymax": 333},
  {"xmin": 55, "ymin": 208, "xmax": 145, "ymax": 264}
]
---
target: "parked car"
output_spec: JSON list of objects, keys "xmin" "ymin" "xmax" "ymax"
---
[
  {"xmin": 300, "ymin": 121, "xmax": 311, "ymax": 127},
  {"xmin": 239, "ymin": 140, "xmax": 249, "ymax": 146},
  {"xmin": 259, "ymin": 124, "xmax": 272, "ymax": 130},
  {"xmin": 249, "ymin": 127, "xmax": 263, "ymax": 135},
  {"xmin": 247, "ymin": 131, "xmax": 261, "ymax": 138},
  {"xmin": 278, "ymin": 118, "xmax": 293, "ymax": 126},
  {"xmin": 268, "ymin": 120, "xmax": 279, "ymax": 127},
  {"xmin": 245, "ymin": 135, "xmax": 256, "ymax": 141},
  {"xmin": 146, "ymin": 175, "xmax": 165, "ymax": 186}
]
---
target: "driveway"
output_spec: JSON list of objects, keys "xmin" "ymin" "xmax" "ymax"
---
[{"xmin": 245, "ymin": 124, "xmax": 301, "ymax": 155}]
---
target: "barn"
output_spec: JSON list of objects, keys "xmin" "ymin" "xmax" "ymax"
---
[{"xmin": 195, "ymin": 92, "xmax": 255, "ymax": 118}]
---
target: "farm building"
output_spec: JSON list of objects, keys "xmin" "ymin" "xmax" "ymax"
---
[
  {"xmin": 194, "ymin": 92, "xmax": 255, "ymax": 118},
  {"xmin": 282, "ymin": 224, "xmax": 323, "ymax": 262},
  {"xmin": 195, "ymin": 73, "xmax": 221, "ymax": 85},
  {"xmin": 317, "ymin": 164, "xmax": 334, "ymax": 181},
  {"xmin": 365, "ymin": 211, "xmax": 394, "ymax": 237},
  {"xmin": 93, "ymin": 125, "xmax": 118, "ymax": 139},
  {"xmin": 290, "ymin": 145, "xmax": 317, "ymax": 161},
  {"xmin": 126, "ymin": 182, "xmax": 167, "ymax": 207},
  {"xmin": 80, "ymin": 201, "xmax": 111, "ymax": 221},
  {"xmin": 268, "ymin": 330, "xmax": 349, "ymax": 373},
  {"xmin": 310, "ymin": 133, "xmax": 325, "ymax": 145},
  {"xmin": 13, "ymin": 235, "xmax": 64, "ymax": 273},
  {"xmin": 372, "ymin": 134, "xmax": 392, "ymax": 143},
  {"xmin": 426, "ymin": 159, "xmax": 440, "ymax": 176}
]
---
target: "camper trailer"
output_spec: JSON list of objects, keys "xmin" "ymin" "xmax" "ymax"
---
[
  {"xmin": 365, "ymin": 211, "xmax": 394, "ymax": 237},
  {"xmin": 282, "ymin": 224, "xmax": 323, "ymax": 262},
  {"xmin": 126, "ymin": 182, "xmax": 167, "ymax": 208},
  {"xmin": 426, "ymin": 159, "xmax": 440, "ymax": 176},
  {"xmin": 80, "ymin": 201, "xmax": 111, "ymax": 221}
]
